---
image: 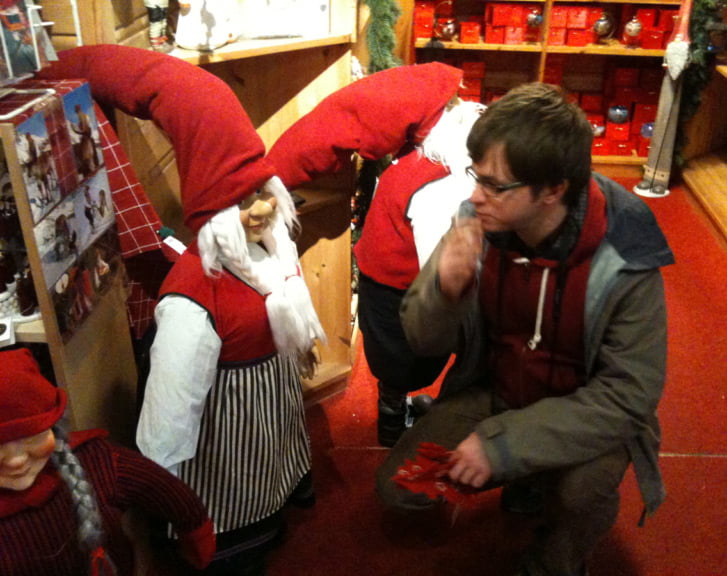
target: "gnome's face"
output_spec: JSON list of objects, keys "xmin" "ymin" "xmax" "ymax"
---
[
  {"xmin": 0, "ymin": 429, "xmax": 56, "ymax": 491},
  {"xmin": 240, "ymin": 190, "xmax": 277, "ymax": 244}
]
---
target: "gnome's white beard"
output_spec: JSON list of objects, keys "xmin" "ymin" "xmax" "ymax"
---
[
  {"xmin": 420, "ymin": 99, "xmax": 486, "ymax": 175},
  {"xmin": 198, "ymin": 204, "xmax": 325, "ymax": 360}
]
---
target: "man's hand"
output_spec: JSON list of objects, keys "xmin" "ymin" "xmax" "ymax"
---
[
  {"xmin": 438, "ymin": 218, "xmax": 483, "ymax": 301},
  {"xmin": 447, "ymin": 432, "xmax": 492, "ymax": 488}
]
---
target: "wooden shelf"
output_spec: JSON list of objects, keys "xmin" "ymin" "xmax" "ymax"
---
[
  {"xmin": 416, "ymin": 39, "xmax": 543, "ymax": 52},
  {"xmin": 681, "ymin": 150, "xmax": 727, "ymax": 246},
  {"xmin": 14, "ymin": 317, "xmax": 45, "ymax": 343},
  {"xmin": 546, "ymin": 40, "xmax": 665, "ymax": 57},
  {"xmin": 302, "ymin": 361, "xmax": 351, "ymax": 407},
  {"xmin": 554, "ymin": 0, "xmax": 680, "ymax": 4},
  {"xmin": 170, "ymin": 34, "xmax": 354, "ymax": 65},
  {"xmin": 593, "ymin": 154, "xmax": 646, "ymax": 166}
]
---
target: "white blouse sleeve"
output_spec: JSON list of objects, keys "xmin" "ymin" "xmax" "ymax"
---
[{"xmin": 136, "ymin": 295, "xmax": 221, "ymax": 472}]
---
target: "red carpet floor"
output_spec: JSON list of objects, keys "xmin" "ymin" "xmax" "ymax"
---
[{"xmin": 268, "ymin": 183, "xmax": 727, "ymax": 576}]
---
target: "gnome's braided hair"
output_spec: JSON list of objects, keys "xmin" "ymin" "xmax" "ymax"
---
[{"xmin": 51, "ymin": 419, "xmax": 117, "ymax": 576}]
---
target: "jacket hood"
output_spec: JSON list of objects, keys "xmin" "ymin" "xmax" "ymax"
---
[{"xmin": 595, "ymin": 173, "xmax": 675, "ymax": 270}]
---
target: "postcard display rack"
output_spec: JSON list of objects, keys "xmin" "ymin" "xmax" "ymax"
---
[{"xmin": 0, "ymin": 80, "xmax": 138, "ymax": 443}]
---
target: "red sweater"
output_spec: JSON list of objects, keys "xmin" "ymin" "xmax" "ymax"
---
[
  {"xmin": 481, "ymin": 181, "xmax": 608, "ymax": 408},
  {"xmin": 0, "ymin": 431, "xmax": 214, "ymax": 576}
]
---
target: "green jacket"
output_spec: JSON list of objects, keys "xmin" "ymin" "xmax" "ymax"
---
[{"xmin": 400, "ymin": 174, "xmax": 674, "ymax": 518}]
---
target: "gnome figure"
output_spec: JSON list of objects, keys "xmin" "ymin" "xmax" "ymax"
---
[
  {"xmin": 0, "ymin": 347, "xmax": 215, "ymax": 575},
  {"xmin": 144, "ymin": 0, "xmax": 173, "ymax": 53},
  {"xmin": 38, "ymin": 45, "xmax": 324, "ymax": 575},
  {"xmin": 268, "ymin": 63, "xmax": 484, "ymax": 447}
]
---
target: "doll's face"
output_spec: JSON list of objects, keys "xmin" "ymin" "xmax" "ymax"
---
[
  {"xmin": 0, "ymin": 429, "xmax": 56, "ymax": 491},
  {"xmin": 240, "ymin": 190, "xmax": 277, "ymax": 243}
]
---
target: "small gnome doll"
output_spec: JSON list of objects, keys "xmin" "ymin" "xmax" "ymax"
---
[
  {"xmin": 38, "ymin": 45, "xmax": 325, "ymax": 575},
  {"xmin": 0, "ymin": 347, "xmax": 215, "ymax": 576},
  {"xmin": 268, "ymin": 63, "xmax": 484, "ymax": 447},
  {"xmin": 144, "ymin": 0, "xmax": 173, "ymax": 53}
]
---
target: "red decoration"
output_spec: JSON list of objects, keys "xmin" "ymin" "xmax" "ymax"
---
[{"xmin": 392, "ymin": 442, "xmax": 483, "ymax": 508}]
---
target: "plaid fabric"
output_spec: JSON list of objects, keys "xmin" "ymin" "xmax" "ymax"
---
[{"xmin": 5, "ymin": 79, "xmax": 173, "ymax": 339}]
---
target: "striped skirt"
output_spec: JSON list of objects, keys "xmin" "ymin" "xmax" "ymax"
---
[{"xmin": 178, "ymin": 352, "xmax": 311, "ymax": 533}]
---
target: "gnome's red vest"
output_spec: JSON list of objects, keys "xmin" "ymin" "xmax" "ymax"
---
[
  {"xmin": 354, "ymin": 152, "xmax": 449, "ymax": 290},
  {"xmin": 159, "ymin": 244, "xmax": 276, "ymax": 363}
]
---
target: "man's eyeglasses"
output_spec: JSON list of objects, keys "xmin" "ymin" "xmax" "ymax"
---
[{"xmin": 465, "ymin": 166, "xmax": 527, "ymax": 198}]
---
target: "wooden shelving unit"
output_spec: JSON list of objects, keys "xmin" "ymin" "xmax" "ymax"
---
[
  {"xmin": 414, "ymin": 0, "xmax": 682, "ymax": 168},
  {"xmin": 681, "ymin": 60, "xmax": 727, "ymax": 247},
  {"xmin": 35, "ymin": 0, "xmax": 360, "ymax": 439}
]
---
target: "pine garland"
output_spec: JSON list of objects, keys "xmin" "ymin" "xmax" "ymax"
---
[
  {"xmin": 363, "ymin": 0, "xmax": 402, "ymax": 73},
  {"xmin": 677, "ymin": 0, "xmax": 724, "ymax": 163}
]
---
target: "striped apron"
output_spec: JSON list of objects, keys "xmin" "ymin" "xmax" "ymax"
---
[{"xmin": 178, "ymin": 352, "xmax": 311, "ymax": 533}]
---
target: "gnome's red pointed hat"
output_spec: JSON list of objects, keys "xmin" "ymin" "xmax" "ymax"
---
[
  {"xmin": 0, "ymin": 348, "xmax": 66, "ymax": 443},
  {"xmin": 267, "ymin": 62, "xmax": 463, "ymax": 190},
  {"xmin": 37, "ymin": 45, "xmax": 274, "ymax": 233}
]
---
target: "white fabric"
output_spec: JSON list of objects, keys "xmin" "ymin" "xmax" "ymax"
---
[
  {"xmin": 407, "ymin": 173, "xmax": 474, "ymax": 268},
  {"xmin": 136, "ymin": 296, "xmax": 221, "ymax": 471}
]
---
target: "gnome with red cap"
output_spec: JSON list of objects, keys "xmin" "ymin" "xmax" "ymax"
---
[
  {"xmin": 0, "ymin": 347, "xmax": 215, "ymax": 575},
  {"xmin": 38, "ymin": 45, "xmax": 325, "ymax": 575},
  {"xmin": 268, "ymin": 63, "xmax": 484, "ymax": 447}
]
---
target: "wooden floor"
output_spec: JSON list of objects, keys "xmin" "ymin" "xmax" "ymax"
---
[{"xmin": 681, "ymin": 151, "xmax": 727, "ymax": 249}]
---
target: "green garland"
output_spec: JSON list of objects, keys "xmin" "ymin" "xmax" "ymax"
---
[
  {"xmin": 363, "ymin": 0, "xmax": 402, "ymax": 73},
  {"xmin": 677, "ymin": 0, "xmax": 724, "ymax": 163}
]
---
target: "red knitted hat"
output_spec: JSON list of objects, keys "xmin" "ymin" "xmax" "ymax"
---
[
  {"xmin": 36, "ymin": 45, "xmax": 274, "ymax": 234},
  {"xmin": 0, "ymin": 348, "xmax": 66, "ymax": 443},
  {"xmin": 267, "ymin": 62, "xmax": 464, "ymax": 190}
]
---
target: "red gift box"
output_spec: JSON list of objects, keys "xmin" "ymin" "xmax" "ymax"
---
[
  {"xmin": 547, "ymin": 27, "xmax": 567, "ymax": 46},
  {"xmin": 657, "ymin": 9, "xmax": 678, "ymax": 32},
  {"xmin": 434, "ymin": 0, "xmax": 453, "ymax": 16},
  {"xmin": 642, "ymin": 29, "xmax": 665, "ymax": 50},
  {"xmin": 459, "ymin": 76, "xmax": 482, "ymax": 96},
  {"xmin": 461, "ymin": 61, "xmax": 486, "ymax": 78},
  {"xmin": 613, "ymin": 67, "xmax": 640, "ymax": 87},
  {"xmin": 504, "ymin": 26, "xmax": 525, "ymax": 44},
  {"xmin": 636, "ymin": 8, "xmax": 658, "ymax": 29},
  {"xmin": 606, "ymin": 121, "xmax": 632, "ymax": 142},
  {"xmin": 491, "ymin": 4, "xmax": 525, "ymax": 27},
  {"xmin": 611, "ymin": 139, "xmax": 635, "ymax": 156},
  {"xmin": 459, "ymin": 21, "xmax": 481, "ymax": 44},
  {"xmin": 639, "ymin": 68, "xmax": 663, "ymax": 91},
  {"xmin": 414, "ymin": 1, "xmax": 435, "ymax": 20},
  {"xmin": 613, "ymin": 85, "xmax": 640, "ymax": 106},
  {"xmin": 640, "ymin": 89, "xmax": 660, "ymax": 105},
  {"xmin": 566, "ymin": 91, "xmax": 580, "ymax": 106},
  {"xmin": 592, "ymin": 139, "xmax": 612, "ymax": 156},
  {"xmin": 567, "ymin": 29, "xmax": 595, "ymax": 47},
  {"xmin": 581, "ymin": 92, "xmax": 604, "ymax": 113},
  {"xmin": 586, "ymin": 7, "xmax": 603, "ymax": 27},
  {"xmin": 414, "ymin": 22, "xmax": 434, "ymax": 38},
  {"xmin": 567, "ymin": 6, "xmax": 589, "ymax": 29},
  {"xmin": 485, "ymin": 25, "xmax": 505, "ymax": 44},
  {"xmin": 550, "ymin": 6, "xmax": 568, "ymax": 28},
  {"xmin": 637, "ymin": 135, "xmax": 651, "ymax": 157},
  {"xmin": 632, "ymin": 103, "xmax": 658, "ymax": 126}
]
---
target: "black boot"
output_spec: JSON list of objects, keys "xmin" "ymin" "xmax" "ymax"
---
[{"xmin": 377, "ymin": 382, "xmax": 407, "ymax": 448}]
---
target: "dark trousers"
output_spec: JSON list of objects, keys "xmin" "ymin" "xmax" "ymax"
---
[
  {"xmin": 357, "ymin": 273, "xmax": 449, "ymax": 395},
  {"xmin": 376, "ymin": 385, "xmax": 631, "ymax": 576}
]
